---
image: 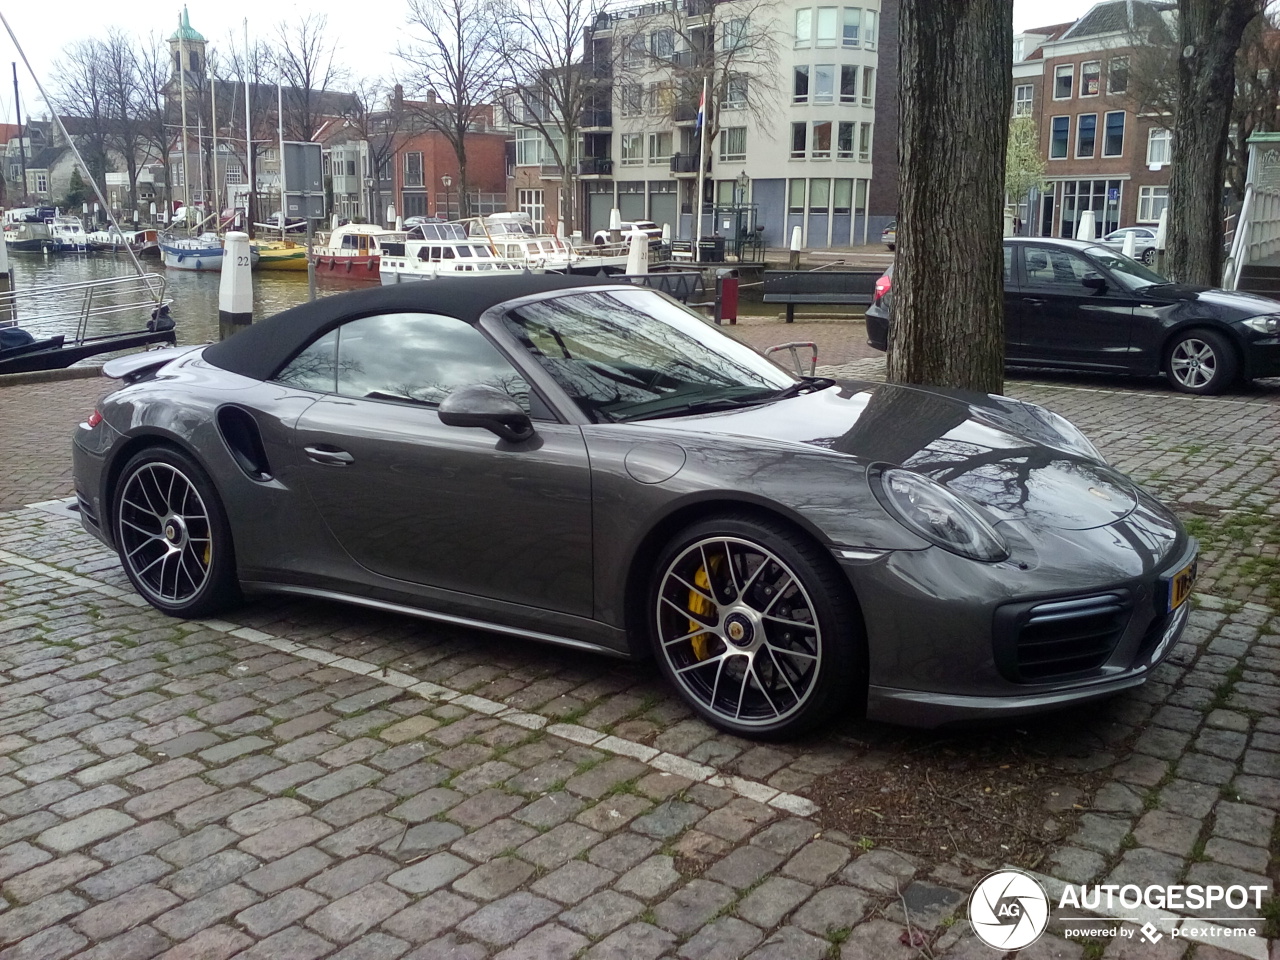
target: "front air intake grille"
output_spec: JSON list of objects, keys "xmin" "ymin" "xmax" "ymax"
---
[
  {"xmin": 76, "ymin": 492, "xmax": 99, "ymax": 529},
  {"xmin": 995, "ymin": 592, "xmax": 1132, "ymax": 683}
]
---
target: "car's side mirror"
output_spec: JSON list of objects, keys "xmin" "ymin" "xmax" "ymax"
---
[
  {"xmin": 439, "ymin": 384, "xmax": 535, "ymax": 443},
  {"xmin": 1082, "ymin": 275, "xmax": 1107, "ymax": 293}
]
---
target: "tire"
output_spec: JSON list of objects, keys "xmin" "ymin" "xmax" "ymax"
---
[
  {"xmin": 113, "ymin": 447, "xmax": 241, "ymax": 618},
  {"xmin": 1164, "ymin": 328, "xmax": 1239, "ymax": 395},
  {"xmin": 1140, "ymin": 247, "xmax": 1156, "ymax": 265},
  {"xmin": 886, "ymin": 243, "xmax": 895, "ymax": 252},
  {"xmin": 649, "ymin": 513, "xmax": 864, "ymax": 739}
]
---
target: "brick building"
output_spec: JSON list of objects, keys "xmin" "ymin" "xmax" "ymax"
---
[{"xmin": 1014, "ymin": 0, "xmax": 1175, "ymax": 239}]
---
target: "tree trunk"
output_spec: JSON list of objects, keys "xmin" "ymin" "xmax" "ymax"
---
[
  {"xmin": 1167, "ymin": 0, "xmax": 1258, "ymax": 286},
  {"xmin": 889, "ymin": 0, "xmax": 1012, "ymax": 395}
]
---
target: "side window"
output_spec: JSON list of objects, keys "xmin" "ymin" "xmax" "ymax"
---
[
  {"xmin": 333, "ymin": 313, "xmax": 531, "ymax": 411},
  {"xmin": 1003, "ymin": 245, "xmax": 1013, "ymax": 284},
  {"xmin": 275, "ymin": 315, "xmax": 532, "ymax": 413},
  {"xmin": 1022, "ymin": 248, "xmax": 1093, "ymax": 289},
  {"xmin": 277, "ymin": 330, "xmax": 338, "ymax": 393}
]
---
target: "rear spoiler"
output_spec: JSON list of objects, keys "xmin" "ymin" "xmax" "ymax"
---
[{"xmin": 102, "ymin": 344, "xmax": 203, "ymax": 383}]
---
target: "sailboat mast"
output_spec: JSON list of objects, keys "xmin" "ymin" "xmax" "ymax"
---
[
  {"xmin": 243, "ymin": 18, "xmax": 253, "ymax": 238},
  {"xmin": 277, "ymin": 82, "xmax": 285, "ymax": 241},
  {"xmin": 211, "ymin": 82, "xmax": 219, "ymax": 222},
  {"xmin": 177, "ymin": 13, "xmax": 190, "ymax": 223},
  {"xmin": 11, "ymin": 63, "xmax": 26, "ymax": 203}
]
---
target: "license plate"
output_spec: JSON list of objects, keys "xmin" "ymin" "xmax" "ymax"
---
[{"xmin": 1166, "ymin": 559, "xmax": 1197, "ymax": 611}]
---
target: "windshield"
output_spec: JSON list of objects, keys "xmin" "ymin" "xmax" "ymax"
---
[
  {"xmin": 501, "ymin": 288, "xmax": 796, "ymax": 422},
  {"xmin": 1082, "ymin": 245, "xmax": 1168, "ymax": 290}
]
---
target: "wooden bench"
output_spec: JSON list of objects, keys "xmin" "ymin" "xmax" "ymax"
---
[{"xmin": 761, "ymin": 269, "xmax": 881, "ymax": 322}]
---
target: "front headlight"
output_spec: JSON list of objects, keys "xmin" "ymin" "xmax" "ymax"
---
[
  {"xmin": 871, "ymin": 466, "xmax": 1010, "ymax": 562},
  {"xmin": 1242, "ymin": 315, "xmax": 1280, "ymax": 335}
]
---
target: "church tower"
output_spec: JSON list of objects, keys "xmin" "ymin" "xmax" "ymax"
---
[{"xmin": 168, "ymin": 7, "xmax": 207, "ymax": 82}]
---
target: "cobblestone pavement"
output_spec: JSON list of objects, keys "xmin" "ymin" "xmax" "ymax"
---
[{"xmin": 1, "ymin": 357, "xmax": 1278, "ymax": 960}]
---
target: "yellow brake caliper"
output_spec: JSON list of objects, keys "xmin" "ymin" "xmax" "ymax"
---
[{"xmin": 688, "ymin": 557, "xmax": 721, "ymax": 661}]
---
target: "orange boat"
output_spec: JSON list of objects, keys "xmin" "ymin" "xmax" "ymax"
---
[{"xmin": 310, "ymin": 223, "xmax": 407, "ymax": 280}]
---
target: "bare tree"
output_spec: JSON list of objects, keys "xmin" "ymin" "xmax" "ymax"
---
[
  {"xmin": 398, "ymin": 0, "xmax": 506, "ymax": 220},
  {"xmin": 92, "ymin": 28, "xmax": 151, "ymax": 215},
  {"xmin": 273, "ymin": 13, "xmax": 348, "ymax": 141},
  {"xmin": 48, "ymin": 39, "xmax": 114, "ymax": 191},
  {"xmin": 342, "ymin": 79, "xmax": 412, "ymax": 222},
  {"xmin": 135, "ymin": 32, "xmax": 177, "ymax": 216},
  {"xmin": 496, "ymin": 0, "xmax": 608, "ymax": 230},
  {"xmin": 611, "ymin": 0, "xmax": 780, "ymax": 201},
  {"xmin": 1167, "ymin": 0, "xmax": 1263, "ymax": 285},
  {"xmin": 889, "ymin": 0, "xmax": 1011, "ymax": 394}
]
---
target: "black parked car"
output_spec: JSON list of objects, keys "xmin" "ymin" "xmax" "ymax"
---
[{"xmin": 866, "ymin": 238, "xmax": 1280, "ymax": 394}]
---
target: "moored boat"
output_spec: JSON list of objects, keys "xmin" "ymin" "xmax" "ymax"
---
[
  {"xmin": 378, "ymin": 221, "xmax": 521, "ymax": 285},
  {"xmin": 251, "ymin": 239, "xmax": 308, "ymax": 271},
  {"xmin": 48, "ymin": 216, "xmax": 88, "ymax": 252},
  {"xmin": 310, "ymin": 223, "xmax": 406, "ymax": 280},
  {"xmin": 159, "ymin": 233, "xmax": 258, "ymax": 272},
  {"xmin": 87, "ymin": 228, "xmax": 161, "ymax": 258}
]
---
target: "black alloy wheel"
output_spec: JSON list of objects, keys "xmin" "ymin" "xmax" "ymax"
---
[
  {"xmin": 650, "ymin": 514, "xmax": 863, "ymax": 738},
  {"xmin": 113, "ymin": 447, "xmax": 241, "ymax": 617}
]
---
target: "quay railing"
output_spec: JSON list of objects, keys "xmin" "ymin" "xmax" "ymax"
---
[{"xmin": 0, "ymin": 273, "xmax": 170, "ymax": 342}]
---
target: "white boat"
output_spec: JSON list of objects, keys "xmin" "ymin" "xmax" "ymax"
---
[
  {"xmin": 48, "ymin": 216, "xmax": 88, "ymax": 252},
  {"xmin": 473, "ymin": 212, "xmax": 631, "ymax": 274},
  {"xmin": 379, "ymin": 221, "xmax": 521, "ymax": 285}
]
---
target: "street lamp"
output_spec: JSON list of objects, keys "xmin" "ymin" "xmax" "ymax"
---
[
  {"xmin": 441, "ymin": 174, "xmax": 453, "ymax": 220},
  {"xmin": 736, "ymin": 170, "xmax": 749, "ymax": 206}
]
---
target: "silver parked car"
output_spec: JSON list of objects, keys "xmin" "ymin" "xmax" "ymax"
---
[{"xmin": 1098, "ymin": 226, "xmax": 1158, "ymax": 264}]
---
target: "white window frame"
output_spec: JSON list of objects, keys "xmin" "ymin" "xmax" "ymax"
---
[
  {"xmin": 1054, "ymin": 64, "xmax": 1074, "ymax": 100},
  {"xmin": 1103, "ymin": 110, "xmax": 1125, "ymax": 158},
  {"xmin": 837, "ymin": 121, "xmax": 854, "ymax": 159},
  {"xmin": 1137, "ymin": 185, "xmax": 1168, "ymax": 223},
  {"xmin": 1050, "ymin": 115, "xmax": 1070, "ymax": 160},
  {"xmin": 1080, "ymin": 60, "xmax": 1101, "ymax": 97},
  {"xmin": 1146, "ymin": 127, "xmax": 1171, "ymax": 166},
  {"xmin": 790, "ymin": 122, "xmax": 807, "ymax": 159},
  {"xmin": 1014, "ymin": 83, "xmax": 1033, "ymax": 117},
  {"xmin": 858, "ymin": 121, "xmax": 872, "ymax": 162},
  {"xmin": 816, "ymin": 6, "xmax": 837, "ymax": 47},
  {"xmin": 649, "ymin": 131, "xmax": 672, "ymax": 162},
  {"xmin": 813, "ymin": 64, "xmax": 835, "ymax": 104},
  {"xmin": 795, "ymin": 8, "xmax": 812, "ymax": 48},
  {"xmin": 1108, "ymin": 56, "xmax": 1129, "ymax": 95},
  {"xmin": 811, "ymin": 121, "xmax": 832, "ymax": 160},
  {"xmin": 842, "ymin": 6, "xmax": 861, "ymax": 46},
  {"xmin": 719, "ymin": 126, "xmax": 747, "ymax": 162},
  {"xmin": 861, "ymin": 67, "xmax": 875, "ymax": 107},
  {"xmin": 862, "ymin": 8, "xmax": 877, "ymax": 49},
  {"xmin": 404, "ymin": 151, "xmax": 424, "ymax": 187},
  {"xmin": 620, "ymin": 133, "xmax": 644, "ymax": 166},
  {"xmin": 793, "ymin": 65, "xmax": 810, "ymax": 104},
  {"xmin": 1075, "ymin": 113, "xmax": 1098, "ymax": 159}
]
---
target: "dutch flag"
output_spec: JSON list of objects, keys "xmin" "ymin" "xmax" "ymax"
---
[{"xmin": 696, "ymin": 83, "xmax": 706, "ymax": 132}]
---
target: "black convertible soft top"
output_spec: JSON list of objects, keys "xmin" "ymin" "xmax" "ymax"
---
[{"xmin": 202, "ymin": 273, "xmax": 613, "ymax": 382}]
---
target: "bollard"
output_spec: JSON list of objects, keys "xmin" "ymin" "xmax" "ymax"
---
[
  {"xmin": 1154, "ymin": 208, "xmax": 1168, "ymax": 273},
  {"xmin": 1076, "ymin": 209, "xmax": 1097, "ymax": 241},
  {"xmin": 1122, "ymin": 230, "xmax": 1136, "ymax": 259},
  {"xmin": 715, "ymin": 269, "xmax": 739, "ymax": 325},
  {"xmin": 625, "ymin": 230, "xmax": 648, "ymax": 275},
  {"xmin": 609, "ymin": 208, "xmax": 622, "ymax": 245},
  {"xmin": 219, "ymin": 232, "xmax": 253, "ymax": 340},
  {"xmin": 789, "ymin": 225, "xmax": 802, "ymax": 270},
  {"xmin": 0, "ymin": 237, "xmax": 12, "ymax": 325}
]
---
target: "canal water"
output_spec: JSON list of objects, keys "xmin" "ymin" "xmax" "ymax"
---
[{"xmin": 7, "ymin": 250, "xmax": 369, "ymax": 352}]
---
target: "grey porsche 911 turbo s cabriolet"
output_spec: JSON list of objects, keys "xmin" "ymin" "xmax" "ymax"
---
[{"xmin": 73, "ymin": 274, "xmax": 1197, "ymax": 738}]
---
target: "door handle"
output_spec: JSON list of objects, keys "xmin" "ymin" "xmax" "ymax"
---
[
  {"xmin": 304, "ymin": 446, "xmax": 355, "ymax": 466},
  {"xmin": 1021, "ymin": 298, "xmax": 1045, "ymax": 306}
]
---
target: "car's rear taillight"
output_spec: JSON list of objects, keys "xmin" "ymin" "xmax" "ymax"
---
[
  {"xmin": 86, "ymin": 410, "xmax": 103, "ymax": 428},
  {"xmin": 874, "ymin": 273, "xmax": 892, "ymax": 300}
]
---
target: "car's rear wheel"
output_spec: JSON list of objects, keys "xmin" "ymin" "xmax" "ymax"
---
[
  {"xmin": 1165, "ymin": 328, "xmax": 1239, "ymax": 395},
  {"xmin": 1140, "ymin": 248, "xmax": 1156, "ymax": 265},
  {"xmin": 650, "ymin": 514, "xmax": 864, "ymax": 739},
  {"xmin": 113, "ymin": 447, "xmax": 241, "ymax": 618}
]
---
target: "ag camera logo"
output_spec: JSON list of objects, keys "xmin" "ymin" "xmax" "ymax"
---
[{"xmin": 968, "ymin": 869, "xmax": 1050, "ymax": 950}]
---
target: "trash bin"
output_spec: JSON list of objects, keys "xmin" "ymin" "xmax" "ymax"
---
[
  {"xmin": 697, "ymin": 235, "xmax": 725, "ymax": 262},
  {"xmin": 715, "ymin": 269, "xmax": 739, "ymax": 325}
]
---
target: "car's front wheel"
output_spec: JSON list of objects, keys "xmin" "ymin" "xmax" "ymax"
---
[
  {"xmin": 113, "ymin": 447, "xmax": 241, "ymax": 618},
  {"xmin": 1164, "ymin": 328, "xmax": 1239, "ymax": 395},
  {"xmin": 649, "ymin": 514, "xmax": 864, "ymax": 739}
]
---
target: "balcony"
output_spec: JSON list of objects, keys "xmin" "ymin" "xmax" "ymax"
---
[
  {"xmin": 670, "ymin": 153, "xmax": 710, "ymax": 175},
  {"xmin": 539, "ymin": 163, "xmax": 565, "ymax": 178},
  {"xmin": 672, "ymin": 102, "xmax": 698, "ymax": 124},
  {"xmin": 581, "ymin": 109, "xmax": 613, "ymax": 128},
  {"xmin": 577, "ymin": 157, "xmax": 614, "ymax": 176}
]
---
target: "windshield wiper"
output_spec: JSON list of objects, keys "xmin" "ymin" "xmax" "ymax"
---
[
  {"xmin": 618, "ymin": 394, "xmax": 778, "ymax": 421},
  {"xmin": 770, "ymin": 376, "xmax": 835, "ymax": 400}
]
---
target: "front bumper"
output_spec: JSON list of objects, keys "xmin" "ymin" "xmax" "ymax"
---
[
  {"xmin": 1238, "ymin": 328, "xmax": 1280, "ymax": 380},
  {"xmin": 845, "ymin": 528, "xmax": 1197, "ymax": 728}
]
